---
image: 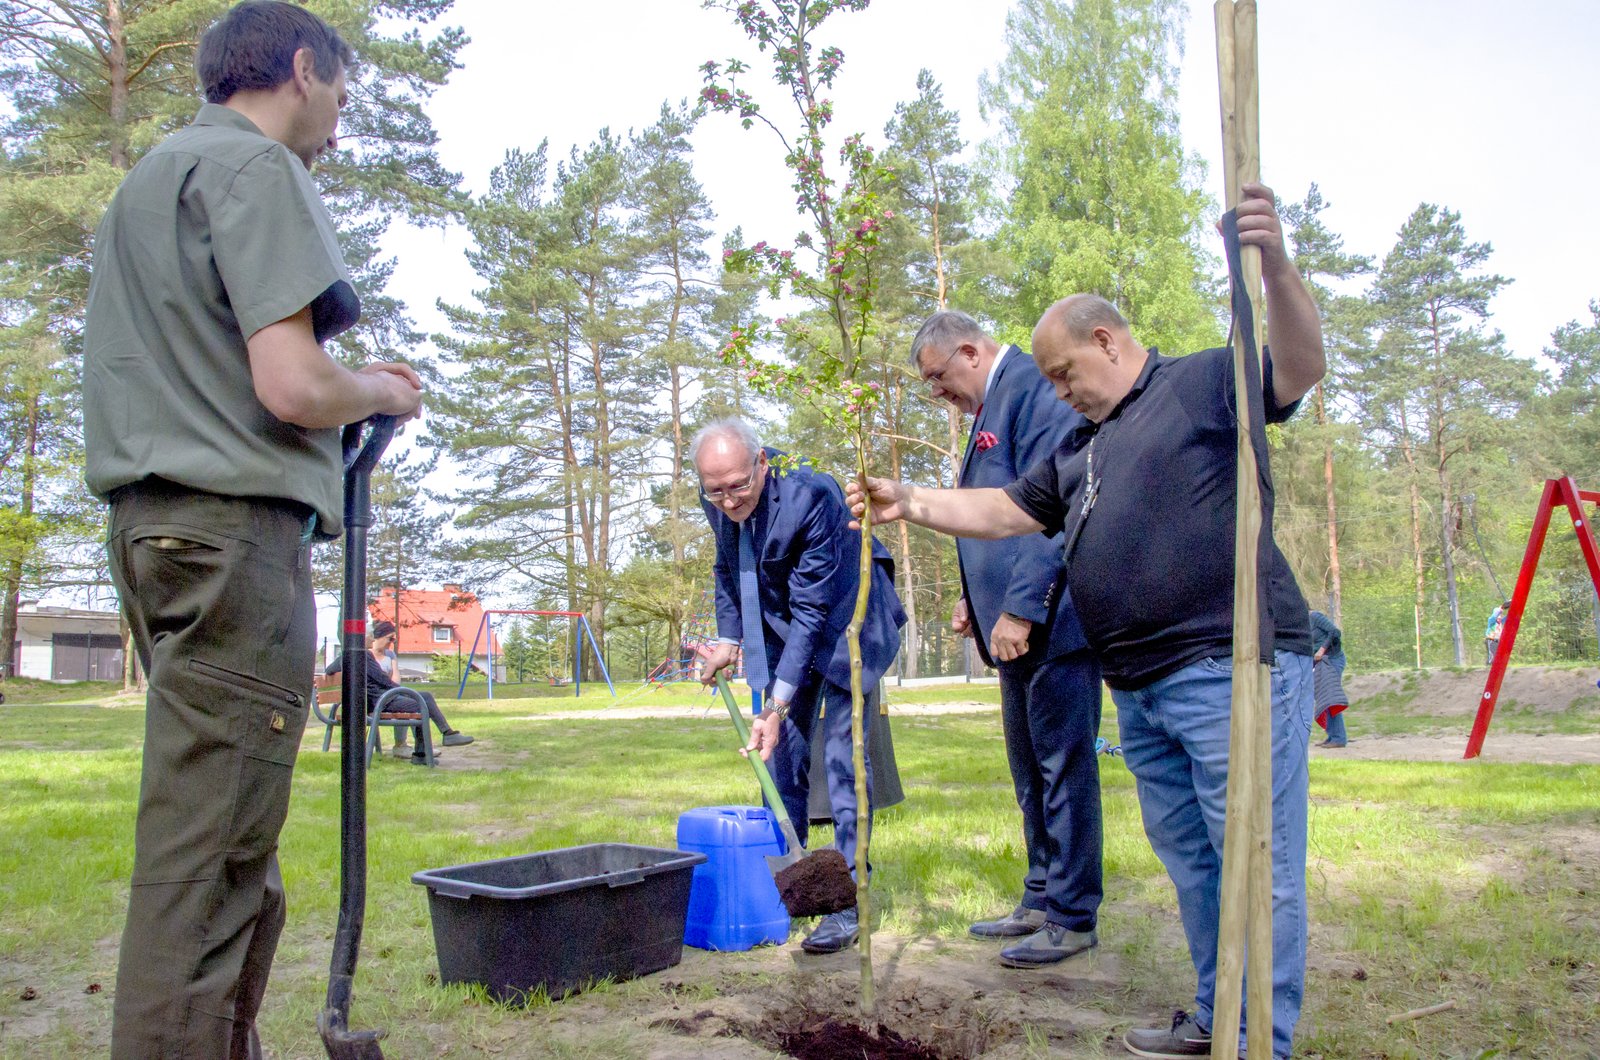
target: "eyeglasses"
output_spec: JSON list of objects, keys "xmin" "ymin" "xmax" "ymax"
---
[
  {"xmin": 700, "ymin": 455, "xmax": 762, "ymax": 503},
  {"xmin": 919, "ymin": 345, "xmax": 961, "ymax": 388}
]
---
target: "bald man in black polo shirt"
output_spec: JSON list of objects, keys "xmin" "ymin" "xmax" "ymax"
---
[{"xmin": 850, "ymin": 183, "xmax": 1323, "ymax": 1060}]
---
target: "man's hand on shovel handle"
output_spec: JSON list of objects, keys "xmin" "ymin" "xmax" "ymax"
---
[
  {"xmin": 743, "ymin": 707, "xmax": 785, "ymax": 762},
  {"xmin": 698, "ymin": 641, "xmax": 741, "ymax": 686}
]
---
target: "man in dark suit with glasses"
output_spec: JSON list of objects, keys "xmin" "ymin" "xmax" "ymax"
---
[{"xmin": 693, "ymin": 416, "xmax": 905, "ymax": 955}]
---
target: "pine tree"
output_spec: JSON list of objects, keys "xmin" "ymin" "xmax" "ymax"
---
[
  {"xmin": 0, "ymin": 0, "xmax": 465, "ymax": 668},
  {"xmin": 1358, "ymin": 204, "xmax": 1540, "ymax": 665},
  {"xmin": 1539, "ymin": 301, "xmax": 1600, "ymax": 484},
  {"xmin": 979, "ymin": 0, "xmax": 1218, "ymax": 353},
  {"xmin": 1278, "ymin": 184, "xmax": 1372, "ymax": 623},
  {"xmin": 872, "ymin": 68, "xmax": 986, "ymax": 676},
  {"xmin": 626, "ymin": 102, "xmax": 719, "ymax": 654}
]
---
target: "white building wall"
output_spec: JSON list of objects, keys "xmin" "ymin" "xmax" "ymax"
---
[{"xmin": 17, "ymin": 642, "xmax": 52, "ymax": 680}]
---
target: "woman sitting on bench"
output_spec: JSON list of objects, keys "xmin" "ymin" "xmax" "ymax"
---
[{"xmin": 325, "ymin": 620, "xmax": 474, "ymax": 764}]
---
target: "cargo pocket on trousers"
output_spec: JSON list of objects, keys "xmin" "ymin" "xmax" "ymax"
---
[{"xmin": 187, "ymin": 659, "xmax": 307, "ymax": 859}]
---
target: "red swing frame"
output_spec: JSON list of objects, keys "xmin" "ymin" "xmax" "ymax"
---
[{"xmin": 1464, "ymin": 476, "xmax": 1600, "ymax": 758}]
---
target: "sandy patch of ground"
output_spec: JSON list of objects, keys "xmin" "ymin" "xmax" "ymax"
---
[
  {"xmin": 1312, "ymin": 732, "xmax": 1600, "ymax": 765},
  {"xmin": 525, "ymin": 935, "xmax": 1135, "ymax": 1059},
  {"xmin": 1345, "ymin": 665, "xmax": 1600, "ymax": 716},
  {"xmin": 507, "ymin": 701, "xmax": 1002, "ymax": 722}
]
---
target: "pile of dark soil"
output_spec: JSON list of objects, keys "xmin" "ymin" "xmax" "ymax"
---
[{"xmin": 775, "ymin": 848, "xmax": 857, "ymax": 917}]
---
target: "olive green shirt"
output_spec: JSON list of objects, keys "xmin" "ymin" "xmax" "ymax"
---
[{"xmin": 83, "ymin": 104, "xmax": 360, "ymax": 536}]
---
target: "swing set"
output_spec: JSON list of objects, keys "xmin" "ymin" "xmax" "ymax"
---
[
  {"xmin": 1465, "ymin": 475, "xmax": 1600, "ymax": 758},
  {"xmin": 455, "ymin": 609, "xmax": 616, "ymax": 700}
]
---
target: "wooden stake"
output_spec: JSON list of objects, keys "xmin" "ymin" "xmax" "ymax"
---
[
  {"xmin": 1213, "ymin": 2, "xmax": 1274, "ymax": 1058},
  {"xmin": 1386, "ymin": 999, "xmax": 1456, "ymax": 1025}
]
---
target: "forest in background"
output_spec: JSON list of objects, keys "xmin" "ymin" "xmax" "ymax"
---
[{"xmin": 4, "ymin": 0, "xmax": 1599, "ymax": 685}]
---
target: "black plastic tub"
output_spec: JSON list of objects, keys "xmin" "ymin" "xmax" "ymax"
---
[{"xmin": 412, "ymin": 843, "xmax": 707, "ymax": 1003}]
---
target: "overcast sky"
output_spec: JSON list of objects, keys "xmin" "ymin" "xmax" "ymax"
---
[
  {"xmin": 348, "ymin": 0, "xmax": 1600, "ymax": 634},
  {"xmin": 385, "ymin": 0, "xmax": 1600, "ymax": 369}
]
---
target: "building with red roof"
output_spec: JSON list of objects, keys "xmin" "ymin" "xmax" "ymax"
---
[{"xmin": 369, "ymin": 583, "xmax": 501, "ymax": 680}]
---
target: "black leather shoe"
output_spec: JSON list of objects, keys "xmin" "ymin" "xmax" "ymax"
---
[
  {"xmin": 800, "ymin": 907, "xmax": 859, "ymax": 954},
  {"xmin": 969, "ymin": 905, "xmax": 1049, "ymax": 939},
  {"xmin": 999, "ymin": 922, "xmax": 1098, "ymax": 967}
]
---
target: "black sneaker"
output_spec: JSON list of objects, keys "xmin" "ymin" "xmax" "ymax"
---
[
  {"xmin": 441, "ymin": 730, "xmax": 474, "ymax": 747},
  {"xmin": 1124, "ymin": 1010, "xmax": 1212, "ymax": 1058}
]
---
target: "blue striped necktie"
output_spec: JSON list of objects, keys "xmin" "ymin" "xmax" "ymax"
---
[{"xmin": 738, "ymin": 522, "xmax": 770, "ymax": 692}]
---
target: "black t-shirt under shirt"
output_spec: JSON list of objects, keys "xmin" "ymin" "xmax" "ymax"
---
[{"xmin": 1004, "ymin": 345, "xmax": 1312, "ymax": 690}]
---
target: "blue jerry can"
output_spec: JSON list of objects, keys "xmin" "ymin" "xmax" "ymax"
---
[{"xmin": 676, "ymin": 806, "xmax": 791, "ymax": 951}]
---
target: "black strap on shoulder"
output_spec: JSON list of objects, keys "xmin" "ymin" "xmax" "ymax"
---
[{"xmin": 1220, "ymin": 207, "xmax": 1278, "ymax": 660}]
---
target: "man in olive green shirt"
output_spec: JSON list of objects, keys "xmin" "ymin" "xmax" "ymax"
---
[{"xmin": 82, "ymin": 4, "xmax": 422, "ymax": 1056}]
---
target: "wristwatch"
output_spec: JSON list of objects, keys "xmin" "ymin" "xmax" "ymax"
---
[{"xmin": 768, "ymin": 701, "xmax": 791, "ymax": 723}]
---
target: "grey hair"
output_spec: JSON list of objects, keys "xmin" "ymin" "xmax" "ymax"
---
[
  {"xmin": 1056, "ymin": 294, "xmax": 1129, "ymax": 343},
  {"xmin": 689, "ymin": 416, "xmax": 761, "ymax": 464},
  {"xmin": 908, "ymin": 309, "xmax": 988, "ymax": 368}
]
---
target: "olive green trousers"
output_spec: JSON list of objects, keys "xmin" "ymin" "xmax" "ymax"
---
[{"xmin": 107, "ymin": 480, "xmax": 316, "ymax": 1059}]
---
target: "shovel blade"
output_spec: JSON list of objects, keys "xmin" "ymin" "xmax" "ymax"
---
[
  {"xmin": 765, "ymin": 849, "xmax": 802, "ymax": 875},
  {"xmin": 318, "ymin": 1008, "xmax": 386, "ymax": 1060}
]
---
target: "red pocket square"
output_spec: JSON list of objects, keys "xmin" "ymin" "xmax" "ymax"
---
[{"xmin": 975, "ymin": 431, "xmax": 999, "ymax": 451}]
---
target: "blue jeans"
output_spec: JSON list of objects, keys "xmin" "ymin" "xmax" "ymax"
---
[{"xmin": 1112, "ymin": 651, "xmax": 1313, "ymax": 1060}]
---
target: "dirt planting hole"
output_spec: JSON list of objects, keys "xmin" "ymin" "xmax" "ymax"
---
[
  {"xmin": 736, "ymin": 977, "xmax": 1004, "ymax": 1059},
  {"xmin": 776, "ymin": 1019, "xmax": 942, "ymax": 1060}
]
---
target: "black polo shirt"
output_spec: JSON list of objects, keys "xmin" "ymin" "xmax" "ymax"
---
[{"xmin": 1005, "ymin": 346, "xmax": 1312, "ymax": 690}]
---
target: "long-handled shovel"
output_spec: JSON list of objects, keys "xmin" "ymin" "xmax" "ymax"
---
[
  {"xmin": 317, "ymin": 414, "xmax": 396, "ymax": 1060},
  {"xmin": 713, "ymin": 671, "xmax": 855, "ymax": 918}
]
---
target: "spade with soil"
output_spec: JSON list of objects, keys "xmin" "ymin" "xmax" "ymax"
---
[{"xmin": 714, "ymin": 672, "xmax": 856, "ymax": 918}]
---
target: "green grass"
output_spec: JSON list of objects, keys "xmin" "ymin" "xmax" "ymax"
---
[
  {"xmin": 418, "ymin": 676, "xmax": 1006, "ymax": 710},
  {"xmin": 0, "ymin": 677, "xmax": 125, "ymax": 706},
  {"xmin": 0, "ymin": 688, "xmax": 1597, "ymax": 1057}
]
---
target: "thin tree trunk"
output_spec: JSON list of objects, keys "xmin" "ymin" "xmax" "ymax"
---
[
  {"xmin": 1426, "ymin": 305, "xmax": 1465, "ymax": 666},
  {"xmin": 1438, "ymin": 474, "xmax": 1465, "ymax": 666},
  {"xmin": 929, "ymin": 161, "xmax": 948, "ymax": 310},
  {"xmin": 945, "ymin": 405, "xmax": 962, "ymax": 488},
  {"xmin": 888, "ymin": 376, "xmax": 918, "ymax": 678},
  {"xmin": 0, "ymin": 390, "xmax": 39, "ymax": 680},
  {"xmin": 121, "ymin": 613, "xmax": 141, "ymax": 691},
  {"xmin": 106, "ymin": 0, "xmax": 130, "ymax": 171},
  {"xmin": 587, "ymin": 301, "xmax": 611, "ymax": 677},
  {"xmin": 1315, "ymin": 382, "xmax": 1342, "ymax": 624},
  {"xmin": 393, "ymin": 536, "xmax": 404, "ymax": 636},
  {"xmin": 666, "ymin": 247, "xmax": 689, "ymax": 665},
  {"xmin": 1398, "ymin": 405, "xmax": 1425, "ymax": 668}
]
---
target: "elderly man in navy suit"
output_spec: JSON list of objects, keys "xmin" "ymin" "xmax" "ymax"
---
[
  {"xmin": 694, "ymin": 416, "xmax": 906, "ymax": 955},
  {"xmin": 912, "ymin": 310, "xmax": 1106, "ymax": 967}
]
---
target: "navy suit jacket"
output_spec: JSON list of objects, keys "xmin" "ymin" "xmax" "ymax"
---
[
  {"xmin": 957, "ymin": 347, "xmax": 1091, "ymax": 668},
  {"xmin": 705, "ymin": 451, "xmax": 906, "ymax": 693}
]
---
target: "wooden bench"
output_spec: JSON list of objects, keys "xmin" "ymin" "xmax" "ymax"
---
[{"xmin": 311, "ymin": 672, "xmax": 437, "ymax": 767}]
